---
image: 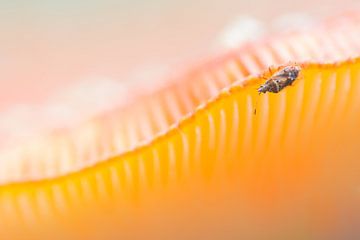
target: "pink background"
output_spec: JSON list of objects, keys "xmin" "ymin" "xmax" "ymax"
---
[{"xmin": 0, "ymin": 0, "xmax": 356, "ymax": 110}]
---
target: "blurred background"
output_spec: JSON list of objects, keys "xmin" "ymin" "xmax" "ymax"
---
[
  {"xmin": 0, "ymin": 0, "xmax": 357, "ymax": 147},
  {"xmin": 0, "ymin": 2, "xmax": 359, "ymax": 239}
]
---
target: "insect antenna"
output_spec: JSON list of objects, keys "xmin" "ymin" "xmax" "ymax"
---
[{"xmin": 253, "ymin": 92, "xmax": 261, "ymax": 115}]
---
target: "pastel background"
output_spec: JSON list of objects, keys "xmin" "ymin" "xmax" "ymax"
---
[
  {"xmin": 0, "ymin": 0, "xmax": 356, "ymax": 110},
  {"xmin": 0, "ymin": 1, "xmax": 359, "ymax": 239}
]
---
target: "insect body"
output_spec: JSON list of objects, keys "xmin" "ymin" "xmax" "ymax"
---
[
  {"xmin": 258, "ymin": 65, "xmax": 301, "ymax": 94},
  {"xmin": 254, "ymin": 64, "xmax": 301, "ymax": 115}
]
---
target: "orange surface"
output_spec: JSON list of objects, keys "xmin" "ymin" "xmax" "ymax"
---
[{"xmin": 1, "ymin": 12, "xmax": 360, "ymax": 240}]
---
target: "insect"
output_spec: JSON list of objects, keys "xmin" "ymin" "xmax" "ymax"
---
[
  {"xmin": 254, "ymin": 64, "xmax": 302, "ymax": 115},
  {"xmin": 257, "ymin": 64, "xmax": 302, "ymax": 94}
]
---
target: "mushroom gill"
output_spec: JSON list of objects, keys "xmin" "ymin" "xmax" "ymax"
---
[{"xmin": 1, "ymin": 12, "xmax": 360, "ymax": 240}]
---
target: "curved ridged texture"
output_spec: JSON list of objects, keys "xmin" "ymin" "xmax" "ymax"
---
[
  {"xmin": 2, "ymin": 13, "xmax": 360, "ymax": 184},
  {"xmin": 1, "ymin": 13, "xmax": 360, "ymax": 239}
]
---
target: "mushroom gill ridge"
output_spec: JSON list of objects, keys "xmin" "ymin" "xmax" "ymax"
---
[{"xmin": 1, "ymin": 12, "xmax": 360, "ymax": 240}]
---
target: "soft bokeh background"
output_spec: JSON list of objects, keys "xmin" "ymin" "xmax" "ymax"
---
[
  {"xmin": 0, "ymin": 2, "xmax": 359, "ymax": 239},
  {"xmin": 0, "ymin": 0, "xmax": 357, "ymax": 109},
  {"xmin": 0, "ymin": 0, "xmax": 357, "ymax": 148}
]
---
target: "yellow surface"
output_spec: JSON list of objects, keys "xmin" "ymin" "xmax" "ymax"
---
[
  {"xmin": 1, "ymin": 14, "xmax": 360, "ymax": 239},
  {"xmin": 1, "ymin": 60, "xmax": 360, "ymax": 239}
]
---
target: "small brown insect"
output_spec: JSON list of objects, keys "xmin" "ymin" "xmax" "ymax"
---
[
  {"xmin": 258, "ymin": 65, "xmax": 301, "ymax": 94},
  {"xmin": 254, "ymin": 64, "xmax": 301, "ymax": 115}
]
